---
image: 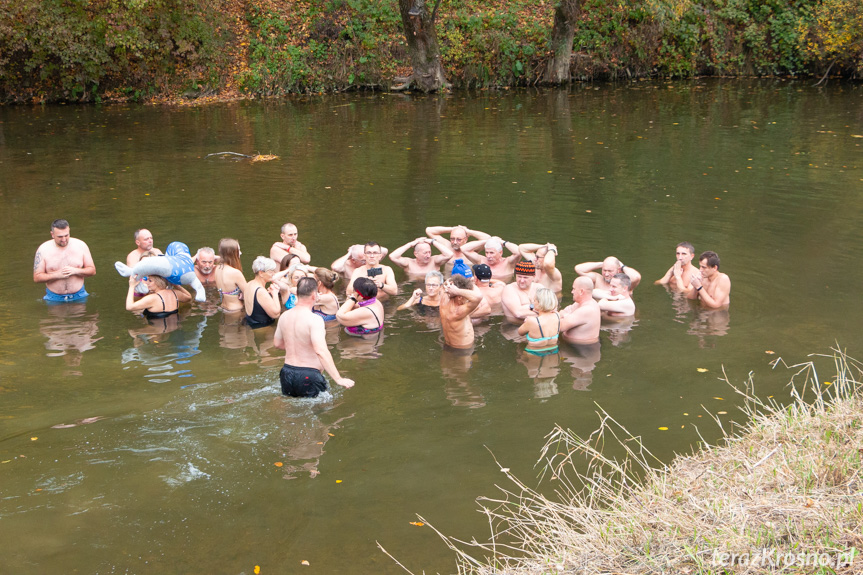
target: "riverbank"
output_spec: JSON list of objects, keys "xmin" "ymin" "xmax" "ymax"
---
[
  {"xmin": 415, "ymin": 349, "xmax": 862, "ymax": 574},
  {"xmin": 1, "ymin": 0, "xmax": 861, "ymax": 103}
]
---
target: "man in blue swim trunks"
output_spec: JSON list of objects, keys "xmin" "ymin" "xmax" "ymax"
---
[
  {"xmin": 274, "ymin": 277, "xmax": 355, "ymax": 397},
  {"xmin": 33, "ymin": 219, "xmax": 96, "ymax": 303}
]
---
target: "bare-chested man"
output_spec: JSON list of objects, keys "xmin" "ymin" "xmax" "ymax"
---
[
  {"xmin": 331, "ymin": 244, "xmax": 388, "ymax": 278},
  {"xmin": 193, "ymin": 247, "xmax": 217, "ymax": 287},
  {"xmin": 34, "ymin": 219, "xmax": 96, "ymax": 303},
  {"xmin": 126, "ymin": 228, "xmax": 162, "ymax": 267},
  {"xmin": 439, "ymin": 275, "xmax": 482, "ymax": 349},
  {"xmin": 655, "ymin": 241, "xmax": 696, "ymax": 291},
  {"xmin": 425, "ymin": 225, "xmax": 490, "ymax": 269},
  {"xmin": 559, "ymin": 277, "xmax": 601, "ymax": 344},
  {"xmin": 501, "ymin": 260, "xmax": 541, "ymax": 324},
  {"xmin": 388, "ymin": 237, "xmax": 454, "ymax": 276},
  {"xmin": 598, "ymin": 273, "xmax": 636, "ymax": 317},
  {"xmin": 471, "ymin": 263, "xmax": 506, "ymax": 305},
  {"xmin": 575, "ymin": 256, "xmax": 642, "ymax": 300},
  {"xmin": 270, "ymin": 223, "xmax": 311, "ymax": 265},
  {"xmin": 686, "ymin": 251, "xmax": 731, "ymax": 309},
  {"xmin": 274, "ymin": 277, "xmax": 354, "ymax": 397},
  {"xmin": 518, "ymin": 242, "xmax": 563, "ymax": 293},
  {"xmin": 347, "ymin": 241, "xmax": 397, "ymax": 297},
  {"xmin": 461, "ymin": 237, "xmax": 522, "ymax": 280}
]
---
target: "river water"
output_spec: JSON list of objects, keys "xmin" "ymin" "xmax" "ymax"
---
[{"xmin": 1, "ymin": 80, "xmax": 862, "ymax": 573}]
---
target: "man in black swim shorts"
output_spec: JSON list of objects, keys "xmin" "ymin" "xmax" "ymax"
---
[{"xmin": 274, "ymin": 277, "xmax": 355, "ymax": 397}]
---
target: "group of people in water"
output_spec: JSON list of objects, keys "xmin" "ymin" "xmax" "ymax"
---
[{"xmin": 34, "ymin": 219, "xmax": 732, "ymax": 398}]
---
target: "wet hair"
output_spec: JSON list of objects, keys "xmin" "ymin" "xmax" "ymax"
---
[
  {"xmin": 484, "ymin": 239, "xmax": 502, "ymax": 252},
  {"xmin": 612, "ymin": 273, "xmax": 632, "ymax": 291},
  {"xmin": 297, "ymin": 276, "xmax": 318, "ymax": 298},
  {"xmin": 280, "ymin": 253, "xmax": 299, "ymax": 271},
  {"xmin": 353, "ymin": 277, "xmax": 378, "ymax": 299},
  {"xmin": 534, "ymin": 287, "xmax": 559, "ymax": 313},
  {"xmin": 364, "ymin": 241, "xmax": 381, "ymax": 252},
  {"xmin": 148, "ymin": 275, "xmax": 168, "ymax": 290},
  {"xmin": 314, "ymin": 267, "xmax": 339, "ymax": 290},
  {"xmin": 218, "ymin": 238, "xmax": 242, "ymax": 271},
  {"xmin": 451, "ymin": 274, "xmax": 472, "ymax": 290},
  {"xmin": 425, "ymin": 270, "xmax": 444, "ymax": 286},
  {"xmin": 198, "ymin": 247, "xmax": 215, "ymax": 258},
  {"xmin": 700, "ymin": 251, "xmax": 720, "ymax": 269},
  {"xmin": 252, "ymin": 256, "xmax": 277, "ymax": 275},
  {"xmin": 281, "ymin": 222, "xmax": 297, "ymax": 234},
  {"xmin": 51, "ymin": 219, "xmax": 69, "ymax": 231},
  {"xmin": 677, "ymin": 241, "xmax": 695, "ymax": 255}
]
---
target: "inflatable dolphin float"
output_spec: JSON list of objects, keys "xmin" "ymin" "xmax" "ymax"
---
[{"xmin": 115, "ymin": 241, "xmax": 206, "ymax": 302}]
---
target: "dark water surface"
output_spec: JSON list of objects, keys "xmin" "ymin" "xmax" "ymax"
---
[{"xmin": 1, "ymin": 80, "xmax": 862, "ymax": 573}]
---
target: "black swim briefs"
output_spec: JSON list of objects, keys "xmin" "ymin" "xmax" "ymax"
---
[{"xmin": 280, "ymin": 364, "xmax": 328, "ymax": 397}]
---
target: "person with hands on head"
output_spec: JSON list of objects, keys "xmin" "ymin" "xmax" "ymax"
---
[
  {"xmin": 424, "ymin": 225, "xmax": 490, "ymax": 264},
  {"xmin": 347, "ymin": 242, "xmax": 397, "ymax": 297},
  {"xmin": 575, "ymin": 256, "xmax": 641, "ymax": 299},
  {"xmin": 388, "ymin": 237, "xmax": 454, "ymax": 276},
  {"xmin": 274, "ymin": 276, "xmax": 354, "ymax": 397},
  {"xmin": 686, "ymin": 251, "xmax": 730, "ymax": 308},
  {"xmin": 460, "ymin": 237, "xmax": 522, "ymax": 280},
  {"xmin": 439, "ymin": 275, "xmax": 483, "ymax": 349},
  {"xmin": 518, "ymin": 242, "xmax": 563, "ymax": 293},
  {"xmin": 243, "ymin": 256, "xmax": 282, "ymax": 329},
  {"xmin": 655, "ymin": 242, "xmax": 696, "ymax": 291}
]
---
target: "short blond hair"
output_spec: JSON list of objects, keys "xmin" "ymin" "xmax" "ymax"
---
[{"xmin": 533, "ymin": 287, "xmax": 558, "ymax": 313}]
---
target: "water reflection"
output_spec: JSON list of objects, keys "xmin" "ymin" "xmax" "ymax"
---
[
  {"xmin": 122, "ymin": 311, "xmax": 205, "ymax": 383},
  {"xmin": 39, "ymin": 302, "xmax": 102, "ymax": 376},
  {"xmin": 337, "ymin": 328, "xmax": 385, "ymax": 360},
  {"xmin": 560, "ymin": 341, "xmax": 602, "ymax": 391},
  {"xmin": 687, "ymin": 307, "xmax": 731, "ymax": 346},
  {"xmin": 516, "ymin": 347, "xmax": 560, "ymax": 399},
  {"xmin": 440, "ymin": 343, "xmax": 485, "ymax": 408},
  {"xmin": 601, "ymin": 315, "xmax": 637, "ymax": 347}
]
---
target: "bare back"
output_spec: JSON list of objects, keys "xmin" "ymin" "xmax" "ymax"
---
[
  {"xmin": 276, "ymin": 307, "xmax": 326, "ymax": 370},
  {"xmin": 560, "ymin": 300, "xmax": 601, "ymax": 344}
]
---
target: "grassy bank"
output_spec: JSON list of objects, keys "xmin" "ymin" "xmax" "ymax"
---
[
  {"xmin": 1, "ymin": 0, "xmax": 862, "ymax": 103},
  {"xmin": 394, "ymin": 348, "xmax": 862, "ymax": 574}
]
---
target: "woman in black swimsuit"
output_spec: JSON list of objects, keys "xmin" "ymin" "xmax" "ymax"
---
[
  {"xmin": 243, "ymin": 256, "xmax": 282, "ymax": 329},
  {"xmin": 125, "ymin": 275, "xmax": 191, "ymax": 318}
]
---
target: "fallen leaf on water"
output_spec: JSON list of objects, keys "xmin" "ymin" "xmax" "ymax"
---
[
  {"xmin": 410, "ymin": 522, "xmax": 425, "ymax": 527},
  {"xmin": 301, "ymin": 560, "xmax": 310, "ymax": 566},
  {"xmin": 274, "ymin": 462, "xmax": 283, "ymax": 467},
  {"xmin": 851, "ymin": 135, "xmax": 863, "ymax": 138},
  {"xmin": 805, "ymin": 498, "xmax": 815, "ymax": 507},
  {"xmin": 328, "ymin": 433, "xmax": 334, "ymax": 437},
  {"xmin": 658, "ymin": 427, "xmax": 668, "ymax": 431},
  {"xmin": 718, "ymin": 411, "xmax": 727, "ymax": 415},
  {"xmin": 30, "ymin": 437, "xmax": 37, "ymax": 441},
  {"xmin": 254, "ymin": 566, "xmax": 260, "ymax": 574},
  {"xmin": 683, "ymin": 412, "xmax": 689, "ymax": 416},
  {"xmin": 336, "ymin": 480, "xmax": 342, "ymax": 483},
  {"xmin": 765, "ymin": 350, "xmax": 775, "ymax": 354},
  {"xmin": 1, "ymin": 460, "xmax": 11, "ymax": 464},
  {"xmin": 823, "ymin": 381, "xmax": 832, "ymax": 386},
  {"xmin": 714, "ymin": 397, "xmax": 724, "ymax": 400},
  {"xmin": 697, "ymin": 368, "xmax": 708, "ymax": 372}
]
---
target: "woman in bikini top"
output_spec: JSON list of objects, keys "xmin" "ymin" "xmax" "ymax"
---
[
  {"xmin": 517, "ymin": 287, "xmax": 561, "ymax": 355},
  {"xmin": 125, "ymin": 274, "xmax": 191, "ymax": 319},
  {"xmin": 311, "ymin": 267, "xmax": 341, "ymax": 321},
  {"xmin": 215, "ymin": 238, "xmax": 247, "ymax": 312},
  {"xmin": 337, "ymin": 277, "xmax": 384, "ymax": 335}
]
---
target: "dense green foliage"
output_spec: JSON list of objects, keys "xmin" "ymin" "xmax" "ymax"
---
[
  {"xmin": 0, "ymin": 0, "xmax": 231, "ymax": 102},
  {"xmin": 0, "ymin": 0, "xmax": 860, "ymax": 102}
]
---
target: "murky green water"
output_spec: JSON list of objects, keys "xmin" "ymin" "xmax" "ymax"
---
[{"xmin": 1, "ymin": 80, "xmax": 862, "ymax": 573}]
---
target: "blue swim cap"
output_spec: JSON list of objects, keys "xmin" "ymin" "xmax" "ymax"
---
[{"xmin": 451, "ymin": 259, "xmax": 473, "ymax": 279}]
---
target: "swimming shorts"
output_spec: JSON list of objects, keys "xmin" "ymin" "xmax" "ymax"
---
[
  {"xmin": 44, "ymin": 286, "xmax": 89, "ymax": 303},
  {"xmin": 280, "ymin": 363, "xmax": 328, "ymax": 397}
]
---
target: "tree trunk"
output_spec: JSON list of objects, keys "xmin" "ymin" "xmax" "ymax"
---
[
  {"xmin": 395, "ymin": 0, "xmax": 448, "ymax": 92},
  {"xmin": 544, "ymin": 0, "xmax": 581, "ymax": 84}
]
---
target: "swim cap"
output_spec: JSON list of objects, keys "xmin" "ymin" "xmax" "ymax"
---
[
  {"xmin": 515, "ymin": 260, "xmax": 536, "ymax": 276},
  {"xmin": 472, "ymin": 264, "xmax": 492, "ymax": 281},
  {"xmin": 451, "ymin": 259, "xmax": 474, "ymax": 279}
]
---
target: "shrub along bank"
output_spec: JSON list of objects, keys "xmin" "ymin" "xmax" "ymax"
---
[{"xmin": 1, "ymin": 0, "xmax": 861, "ymax": 102}]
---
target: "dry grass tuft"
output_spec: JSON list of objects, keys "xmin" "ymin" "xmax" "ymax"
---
[{"xmin": 388, "ymin": 346, "xmax": 863, "ymax": 574}]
